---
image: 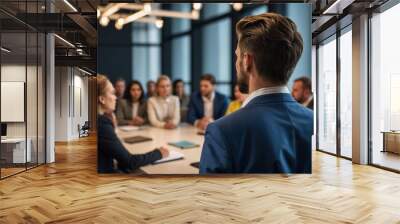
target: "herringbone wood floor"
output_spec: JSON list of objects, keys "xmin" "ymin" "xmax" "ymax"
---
[{"xmin": 1, "ymin": 135, "xmax": 400, "ymax": 223}]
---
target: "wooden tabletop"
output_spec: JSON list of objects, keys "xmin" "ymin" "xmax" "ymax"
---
[{"xmin": 116, "ymin": 124, "xmax": 204, "ymax": 174}]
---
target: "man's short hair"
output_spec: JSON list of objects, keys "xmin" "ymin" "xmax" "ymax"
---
[
  {"xmin": 236, "ymin": 13, "xmax": 303, "ymax": 85},
  {"xmin": 294, "ymin": 76, "xmax": 312, "ymax": 91},
  {"xmin": 114, "ymin": 78, "xmax": 125, "ymax": 84},
  {"xmin": 200, "ymin": 74, "xmax": 216, "ymax": 85}
]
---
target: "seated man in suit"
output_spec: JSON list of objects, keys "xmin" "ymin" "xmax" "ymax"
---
[
  {"xmin": 200, "ymin": 12, "xmax": 313, "ymax": 174},
  {"xmin": 291, "ymin": 76, "xmax": 314, "ymax": 110},
  {"xmin": 187, "ymin": 74, "xmax": 228, "ymax": 130}
]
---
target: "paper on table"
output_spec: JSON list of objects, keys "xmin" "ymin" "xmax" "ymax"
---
[
  {"xmin": 119, "ymin": 126, "xmax": 140, "ymax": 132},
  {"xmin": 153, "ymin": 150, "xmax": 184, "ymax": 164}
]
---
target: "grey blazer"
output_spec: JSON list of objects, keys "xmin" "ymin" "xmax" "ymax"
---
[{"xmin": 116, "ymin": 98, "xmax": 148, "ymax": 126}]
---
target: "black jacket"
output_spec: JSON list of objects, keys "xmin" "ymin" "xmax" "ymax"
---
[{"xmin": 97, "ymin": 114, "xmax": 162, "ymax": 173}]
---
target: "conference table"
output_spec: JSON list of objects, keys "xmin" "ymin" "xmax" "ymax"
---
[{"xmin": 116, "ymin": 124, "xmax": 204, "ymax": 174}]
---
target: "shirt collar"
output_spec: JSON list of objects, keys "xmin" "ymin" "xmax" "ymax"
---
[
  {"xmin": 202, "ymin": 91, "xmax": 215, "ymax": 102},
  {"xmin": 302, "ymin": 95, "xmax": 313, "ymax": 107},
  {"xmin": 241, "ymin": 85, "xmax": 290, "ymax": 108}
]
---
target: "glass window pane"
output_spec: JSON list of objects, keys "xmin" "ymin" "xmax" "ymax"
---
[
  {"xmin": 250, "ymin": 5, "xmax": 268, "ymax": 15},
  {"xmin": 340, "ymin": 28, "xmax": 352, "ymax": 158},
  {"xmin": 38, "ymin": 33, "xmax": 45, "ymax": 165},
  {"xmin": 216, "ymin": 84, "xmax": 231, "ymax": 98},
  {"xmin": 132, "ymin": 46, "xmax": 161, "ymax": 85},
  {"xmin": 132, "ymin": 23, "xmax": 147, "ymax": 43},
  {"xmin": 317, "ymin": 36, "xmax": 337, "ymax": 154},
  {"xmin": 171, "ymin": 4, "xmax": 192, "ymax": 34},
  {"xmin": 148, "ymin": 25, "xmax": 161, "ymax": 44},
  {"xmin": 132, "ymin": 23, "xmax": 161, "ymax": 44},
  {"xmin": 371, "ymin": 3, "xmax": 400, "ymax": 171},
  {"xmin": 148, "ymin": 47, "xmax": 161, "ymax": 81},
  {"xmin": 202, "ymin": 18, "xmax": 231, "ymax": 83},
  {"xmin": 1, "ymin": 31, "xmax": 28, "ymax": 177},
  {"xmin": 27, "ymin": 31, "xmax": 38, "ymax": 169},
  {"xmin": 202, "ymin": 3, "xmax": 231, "ymax": 20},
  {"xmin": 171, "ymin": 35, "xmax": 191, "ymax": 84}
]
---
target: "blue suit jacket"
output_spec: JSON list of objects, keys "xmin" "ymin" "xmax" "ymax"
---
[
  {"xmin": 199, "ymin": 93, "xmax": 313, "ymax": 174},
  {"xmin": 186, "ymin": 91, "xmax": 229, "ymax": 124}
]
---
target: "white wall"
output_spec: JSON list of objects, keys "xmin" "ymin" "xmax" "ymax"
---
[
  {"xmin": 54, "ymin": 67, "xmax": 89, "ymax": 141},
  {"xmin": 1, "ymin": 65, "xmax": 38, "ymax": 137},
  {"xmin": 1, "ymin": 63, "xmax": 46, "ymax": 164}
]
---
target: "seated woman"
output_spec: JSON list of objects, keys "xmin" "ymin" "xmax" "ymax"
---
[
  {"xmin": 147, "ymin": 75, "xmax": 180, "ymax": 129},
  {"xmin": 97, "ymin": 74, "xmax": 169, "ymax": 173},
  {"xmin": 116, "ymin": 80, "xmax": 147, "ymax": 126},
  {"xmin": 173, "ymin": 79, "xmax": 190, "ymax": 122},
  {"xmin": 225, "ymin": 84, "xmax": 248, "ymax": 115}
]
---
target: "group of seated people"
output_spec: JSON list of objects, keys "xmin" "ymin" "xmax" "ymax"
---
[
  {"xmin": 97, "ymin": 72, "xmax": 313, "ymax": 174},
  {"xmin": 98, "ymin": 12, "xmax": 314, "ymax": 174},
  {"xmin": 112, "ymin": 74, "xmax": 255, "ymax": 131}
]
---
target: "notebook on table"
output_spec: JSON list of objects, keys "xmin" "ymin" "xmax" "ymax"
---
[
  {"xmin": 168, "ymin": 141, "xmax": 199, "ymax": 149},
  {"xmin": 152, "ymin": 150, "xmax": 184, "ymax": 164},
  {"xmin": 123, "ymin": 136, "xmax": 152, "ymax": 144}
]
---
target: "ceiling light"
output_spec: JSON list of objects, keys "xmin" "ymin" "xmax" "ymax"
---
[
  {"xmin": 1, "ymin": 47, "xmax": 11, "ymax": 53},
  {"xmin": 54, "ymin": 34, "xmax": 75, "ymax": 48},
  {"xmin": 233, "ymin": 3, "xmax": 243, "ymax": 11},
  {"xmin": 115, "ymin": 18, "xmax": 125, "ymax": 30},
  {"xmin": 191, "ymin": 10, "xmax": 199, "ymax": 19},
  {"xmin": 99, "ymin": 16, "xmax": 110, "ymax": 26},
  {"xmin": 103, "ymin": 3, "xmax": 200, "ymax": 28},
  {"xmin": 63, "ymin": 0, "xmax": 78, "ymax": 12},
  {"xmin": 124, "ymin": 10, "xmax": 149, "ymax": 24},
  {"xmin": 155, "ymin": 20, "xmax": 163, "ymax": 28},
  {"xmin": 101, "ymin": 3, "xmax": 127, "ymax": 18},
  {"xmin": 143, "ymin": 4, "xmax": 152, "ymax": 13},
  {"xmin": 193, "ymin": 3, "xmax": 202, "ymax": 10}
]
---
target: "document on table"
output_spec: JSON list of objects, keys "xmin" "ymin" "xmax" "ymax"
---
[
  {"xmin": 119, "ymin": 126, "xmax": 140, "ymax": 132},
  {"xmin": 153, "ymin": 150, "xmax": 184, "ymax": 164}
]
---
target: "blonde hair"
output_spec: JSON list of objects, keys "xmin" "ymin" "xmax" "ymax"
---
[
  {"xmin": 97, "ymin": 74, "xmax": 111, "ymax": 115},
  {"xmin": 156, "ymin": 75, "xmax": 171, "ymax": 86},
  {"xmin": 97, "ymin": 74, "xmax": 110, "ymax": 97}
]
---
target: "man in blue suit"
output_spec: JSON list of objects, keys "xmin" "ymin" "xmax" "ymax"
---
[
  {"xmin": 200, "ymin": 13, "xmax": 313, "ymax": 174},
  {"xmin": 187, "ymin": 74, "xmax": 228, "ymax": 131}
]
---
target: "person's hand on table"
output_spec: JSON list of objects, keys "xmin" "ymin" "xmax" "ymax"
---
[
  {"xmin": 158, "ymin": 146, "xmax": 169, "ymax": 158},
  {"xmin": 131, "ymin": 116, "xmax": 144, "ymax": 126},
  {"xmin": 196, "ymin": 117, "xmax": 211, "ymax": 130},
  {"xmin": 164, "ymin": 120, "xmax": 177, "ymax": 129}
]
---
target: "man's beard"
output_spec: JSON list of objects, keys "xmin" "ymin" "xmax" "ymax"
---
[
  {"xmin": 298, "ymin": 95, "xmax": 307, "ymax": 104},
  {"xmin": 294, "ymin": 92, "xmax": 305, "ymax": 103},
  {"xmin": 237, "ymin": 65, "xmax": 249, "ymax": 94}
]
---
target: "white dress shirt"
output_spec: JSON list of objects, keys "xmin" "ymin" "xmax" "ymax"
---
[
  {"xmin": 303, "ymin": 95, "xmax": 313, "ymax": 108},
  {"xmin": 202, "ymin": 91, "xmax": 215, "ymax": 118},
  {"xmin": 132, "ymin": 102, "xmax": 139, "ymax": 118},
  {"xmin": 194, "ymin": 92, "xmax": 215, "ymax": 127},
  {"xmin": 147, "ymin": 95, "xmax": 180, "ymax": 128},
  {"xmin": 241, "ymin": 86, "xmax": 290, "ymax": 108}
]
